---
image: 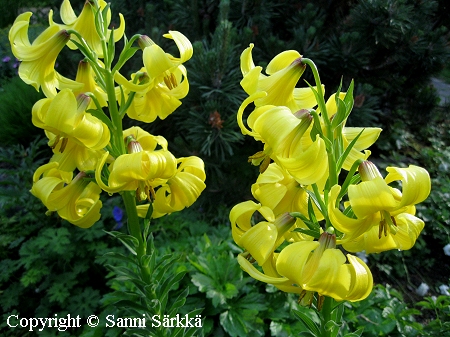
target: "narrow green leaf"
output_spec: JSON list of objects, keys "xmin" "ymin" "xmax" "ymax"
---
[
  {"xmin": 293, "ymin": 309, "xmax": 321, "ymax": 336},
  {"xmin": 107, "ymin": 28, "xmax": 115, "ymax": 69},
  {"xmin": 160, "ymin": 272, "xmax": 186, "ymax": 298},
  {"xmin": 290, "ymin": 211, "xmax": 320, "ymax": 231},
  {"xmin": 117, "ymin": 234, "xmax": 139, "ymax": 255},
  {"xmin": 167, "ymin": 288, "xmax": 189, "ymax": 316},
  {"xmin": 337, "ymin": 158, "xmax": 365, "ymax": 204},
  {"xmin": 86, "ymin": 108, "xmax": 114, "ymax": 129},
  {"xmin": 336, "ymin": 128, "xmax": 366, "ymax": 171},
  {"xmin": 113, "ymin": 47, "xmax": 139, "ymax": 73},
  {"xmin": 307, "ymin": 196, "xmax": 318, "ymax": 226},
  {"xmin": 331, "ymin": 97, "xmax": 347, "ymax": 131},
  {"xmin": 293, "ymin": 228, "xmax": 321, "ymax": 239},
  {"xmin": 305, "ymin": 189, "xmax": 322, "ymax": 214},
  {"xmin": 102, "ymin": 251, "xmax": 133, "ymax": 264}
]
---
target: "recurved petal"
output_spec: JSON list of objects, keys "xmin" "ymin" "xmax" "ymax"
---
[
  {"xmin": 342, "ymin": 254, "xmax": 373, "ymax": 301},
  {"xmin": 238, "ymin": 254, "xmax": 290, "ymax": 284},
  {"xmin": 127, "ymin": 84, "xmax": 182, "ymax": 123},
  {"xmin": 153, "ymin": 157, "xmax": 206, "ymax": 214},
  {"xmin": 56, "ymin": 181, "xmax": 102, "ymax": 228},
  {"xmin": 328, "ymin": 185, "xmax": 380, "ymax": 239},
  {"xmin": 109, "ymin": 13, "xmax": 125, "ymax": 43},
  {"xmin": 240, "ymin": 66, "xmax": 263, "ymax": 96},
  {"xmin": 240, "ymin": 43, "xmax": 257, "ymax": 76},
  {"xmin": 343, "ymin": 127, "xmax": 382, "ymax": 151},
  {"xmin": 59, "ymin": 0, "xmax": 77, "ymax": 24},
  {"xmin": 238, "ymin": 222, "xmax": 278, "ymax": 265},
  {"xmin": 163, "ymin": 31, "xmax": 193, "ymax": 63},
  {"xmin": 276, "ymin": 241, "xmax": 320, "ymax": 286},
  {"xmin": 230, "ymin": 200, "xmax": 275, "ymax": 244},
  {"xmin": 9, "ymin": 12, "xmax": 32, "ymax": 49},
  {"xmin": 385, "ymin": 165, "xmax": 431, "ymax": 208},
  {"xmin": 391, "ymin": 213, "xmax": 424, "ymax": 251}
]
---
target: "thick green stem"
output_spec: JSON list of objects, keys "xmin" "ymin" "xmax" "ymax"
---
[
  {"xmin": 301, "ymin": 58, "xmax": 332, "ymax": 139},
  {"xmin": 122, "ymin": 191, "xmax": 151, "ymax": 282},
  {"xmin": 301, "ymin": 58, "xmax": 338, "ymax": 188},
  {"xmin": 321, "ymin": 296, "xmax": 334, "ymax": 337}
]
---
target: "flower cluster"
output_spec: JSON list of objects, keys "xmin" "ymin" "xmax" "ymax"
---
[
  {"xmin": 231, "ymin": 44, "xmax": 431, "ymax": 305},
  {"xmin": 10, "ymin": 0, "xmax": 206, "ymax": 228}
]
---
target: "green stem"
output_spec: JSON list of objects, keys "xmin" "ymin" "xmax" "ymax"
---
[
  {"xmin": 321, "ymin": 296, "xmax": 334, "ymax": 337},
  {"xmin": 302, "ymin": 58, "xmax": 338, "ymax": 188},
  {"xmin": 122, "ymin": 191, "xmax": 151, "ymax": 282},
  {"xmin": 301, "ymin": 58, "xmax": 332, "ymax": 140}
]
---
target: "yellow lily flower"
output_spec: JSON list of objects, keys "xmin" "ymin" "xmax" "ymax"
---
[
  {"xmin": 9, "ymin": 12, "xmax": 82, "ymax": 97},
  {"xmin": 137, "ymin": 156, "xmax": 206, "ymax": 218},
  {"xmin": 115, "ymin": 32, "xmax": 192, "ymax": 122},
  {"xmin": 238, "ymin": 232, "xmax": 373, "ymax": 302},
  {"xmin": 125, "ymin": 65, "xmax": 189, "ymax": 122},
  {"xmin": 32, "ymin": 89, "xmax": 110, "ymax": 151},
  {"xmin": 31, "ymin": 163, "xmax": 102, "ymax": 228},
  {"xmin": 96, "ymin": 133, "xmax": 177, "ymax": 199},
  {"xmin": 50, "ymin": 0, "xmax": 125, "ymax": 58},
  {"xmin": 240, "ymin": 43, "xmax": 321, "ymax": 111},
  {"xmin": 329, "ymin": 161, "xmax": 431, "ymax": 250},
  {"xmin": 230, "ymin": 200, "xmax": 307, "ymax": 265},
  {"xmin": 343, "ymin": 211, "xmax": 425, "ymax": 253}
]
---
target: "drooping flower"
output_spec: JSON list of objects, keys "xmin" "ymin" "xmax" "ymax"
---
[
  {"xmin": 240, "ymin": 43, "xmax": 320, "ymax": 111},
  {"xmin": 238, "ymin": 232, "xmax": 373, "ymax": 302},
  {"xmin": 238, "ymin": 96, "xmax": 328, "ymax": 185},
  {"xmin": 115, "ymin": 32, "xmax": 192, "ymax": 122},
  {"xmin": 9, "ymin": 12, "xmax": 82, "ymax": 97},
  {"xmin": 50, "ymin": 0, "xmax": 125, "ymax": 58},
  {"xmin": 137, "ymin": 156, "xmax": 206, "ymax": 218},
  {"xmin": 96, "ymin": 133, "xmax": 177, "ymax": 199},
  {"xmin": 329, "ymin": 161, "xmax": 431, "ymax": 252},
  {"xmin": 32, "ymin": 89, "xmax": 110, "ymax": 151},
  {"xmin": 31, "ymin": 163, "xmax": 102, "ymax": 228}
]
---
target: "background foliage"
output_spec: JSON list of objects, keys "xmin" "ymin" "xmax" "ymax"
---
[{"xmin": 1, "ymin": 0, "xmax": 449, "ymax": 335}]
